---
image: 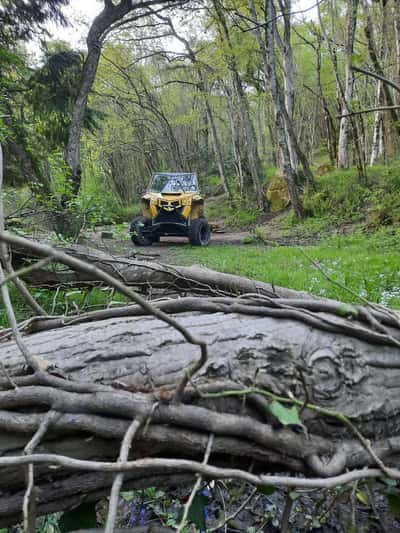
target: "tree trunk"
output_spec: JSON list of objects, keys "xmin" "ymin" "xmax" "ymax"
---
[
  {"xmin": 337, "ymin": 0, "xmax": 359, "ymax": 168},
  {"xmin": 224, "ymin": 81, "xmax": 245, "ymax": 192},
  {"xmin": 370, "ymin": 81, "xmax": 384, "ymax": 166},
  {"xmin": 314, "ymin": 31, "xmax": 337, "ymax": 165},
  {"xmin": 278, "ymin": 0, "xmax": 298, "ymax": 171},
  {"xmin": 212, "ymin": 0, "xmax": 264, "ymax": 209},
  {"xmin": 262, "ymin": 0, "xmax": 304, "ymax": 217},
  {"xmin": 12, "ymin": 244, "xmax": 312, "ymax": 300},
  {"xmin": 393, "ymin": 0, "xmax": 400, "ymax": 105},
  {"xmin": 363, "ymin": 0, "xmax": 400, "ymax": 140},
  {"xmin": 65, "ymin": 0, "xmax": 185, "ymax": 195},
  {"xmin": 204, "ymin": 95, "xmax": 232, "ymax": 196},
  {"xmin": 2, "ymin": 234, "xmax": 400, "ymax": 525}
]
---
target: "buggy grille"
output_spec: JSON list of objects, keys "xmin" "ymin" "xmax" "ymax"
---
[{"xmin": 154, "ymin": 207, "xmax": 186, "ymax": 225}]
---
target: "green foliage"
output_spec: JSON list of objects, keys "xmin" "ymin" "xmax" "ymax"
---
[
  {"xmin": 257, "ymin": 485, "xmax": 275, "ymax": 496},
  {"xmin": 0, "ymin": 286, "xmax": 129, "ymax": 328},
  {"xmin": 269, "ymin": 401, "xmax": 302, "ymax": 427},
  {"xmin": 0, "ymin": 0, "xmax": 68, "ymax": 43},
  {"xmin": 243, "ymin": 225, "xmax": 270, "ymax": 244},
  {"xmin": 386, "ymin": 493, "xmax": 400, "ymax": 515},
  {"xmin": 36, "ymin": 512, "xmax": 63, "ymax": 533},
  {"xmin": 178, "ymin": 491, "xmax": 208, "ymax": 531},
  {"xmin": 113, "ymin": 203, "xmax": 141, "ymax": 223},
  {"xmin": 302, "ymin": 168, "xmax": 368, "ymax": 223},
  {"xmin": 301, "ymin": 163, "xmax": 400, "ymax": 228},
  {"xmin": 205, "ymin": 195, "xmax": 259, "ymax": 228}
]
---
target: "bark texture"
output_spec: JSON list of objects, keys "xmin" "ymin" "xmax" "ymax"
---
[
  {"xmin": 2, "ymin": 235, "xmax": 400, "ymax": 525},
  {"xmin": 1, "ymin": 303, "xmax": 400, "ymax": 524}
]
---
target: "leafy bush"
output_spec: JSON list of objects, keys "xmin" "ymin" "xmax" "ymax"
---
[
  {"xmin": 302, "ymin": 169, "xmax": 368, "ymax": 222},
  {"xmin": 302, "ymin": 163, "xmax": 400, "ymax": 228}
]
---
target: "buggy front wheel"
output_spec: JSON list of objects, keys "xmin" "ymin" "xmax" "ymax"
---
[
  {"xmin": 189, "ymin": 218, "xmax": 210, "ymax": 246},
  {"xmin": 129, "ymin": 216, "xmax": 153, "ymax": 246}
]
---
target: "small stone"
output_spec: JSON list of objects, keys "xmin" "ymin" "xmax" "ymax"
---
[{"xmin": 101, "ymin": 231, "xmax": 114, "ymax": 239}]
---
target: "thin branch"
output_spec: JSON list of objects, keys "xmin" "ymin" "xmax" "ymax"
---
[
  {"xmin": 105, "ymin": 416, "xmax": 145, "ymax": 533},
  {"xmin": 353, "ymin": 66, "xmax": 400, "ymax": 93},
  {"xmin": 230, "ymin": 0, "xmax": 325, "ymax": 33},
  {"xmin": 209, "ymin": 486, "xmax": 258, "ymax": 532},
  {"xmin": 23, "ymin": 410, "xmax": 61, "ymax": 533},
  {"xmin": 337, "ymin": 105, "xmax": 400, "ymax": 118},
  {"xmin": 0, "ymin": 256, "xmax": 53, "ymax": 288},
  {"xmin": 280, "ymin": 490, "xmax": 294, "ymax": 533},
  {"xmin": 177, "ymin": 433, "xmax": 214, "ymax": 533},
  {"xmin": 0, "ymin": 454, "xmax": 392, "ymax": 486}
]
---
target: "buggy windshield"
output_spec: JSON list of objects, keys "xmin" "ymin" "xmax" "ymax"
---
[{"xmin": 149, "ymin": 173, "xmax": 198, "ymax": 193}]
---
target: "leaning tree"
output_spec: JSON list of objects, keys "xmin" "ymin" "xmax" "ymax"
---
[{"xmin": 65, "ymin": 0, "xmax": 191, "ymax": 196}]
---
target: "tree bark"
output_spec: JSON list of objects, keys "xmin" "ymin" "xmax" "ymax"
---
[
  {"xmin": 277, "ymin": 0, "xmax": 298, "ymax": 171},
  {"xmin": 395, "ymin": 0, "xmax": 400, "ymax": 105},
  {"xmin": 362, "ymin": 0, "xmax": 400, "ymax": 140},
  {"xmin": 369, "ymin": 81, "xmax": 384, "ymax": 165},
  {"xmin": 262, "ymin": 0, "xmax": 304, "ymax": 217},
  {"xmin": 337, "ymin": 0, "xmax": 359, "ymax": 168},
  {"xmin": 2, "ymin": 234, "xmax": 400, "ymax": 523},
  {"xmin": 1, "ymin": 300, "xmax": 400, "ymax": 524},
  {"xmin": 11, "ymin": 243, "xmax": 314, "ymax": 300}
]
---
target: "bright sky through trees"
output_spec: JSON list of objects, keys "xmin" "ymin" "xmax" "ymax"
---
[{"xmin": 38, "ymin": 0, "xmax": 318, "ymax": 52}]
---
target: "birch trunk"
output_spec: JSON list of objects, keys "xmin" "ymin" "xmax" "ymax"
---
[
  {"xmin": 250, "ymin": 0, "xmax": 304, "ymax": 216},
  {"xmin": 279, "ymin": 0, "xmax": 298, "ymax": 171},
  {"xmin": 337, "ymin": 0, "xmax": 359, "ymax": 168},
  {"xmin": 369, "ymin": 81, "xmax": 384, "ymax": 166}
]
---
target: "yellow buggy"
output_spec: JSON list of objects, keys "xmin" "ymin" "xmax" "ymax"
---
[{"xmin": 129, "ymin": 172, "xmax": 210, "ymax": 246}]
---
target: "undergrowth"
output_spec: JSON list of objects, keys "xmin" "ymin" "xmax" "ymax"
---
[
  {"xmin": 205, "ymin": 195, "xmax": 259, "ymax": 228},
  {"xmin": 300, "ymin": 163, "xmax": 400, "ymax": 227}
]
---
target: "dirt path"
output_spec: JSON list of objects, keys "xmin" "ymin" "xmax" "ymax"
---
[
  {"xmin": 83, "ymin": 217, "xmax": 320, "ymax": 264},
  {"xmin": 81, "ymin": 229, "xmax": 251, "ymax": 264}
]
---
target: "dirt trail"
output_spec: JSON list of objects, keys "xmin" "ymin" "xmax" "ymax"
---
[
  {"xmin": 83, "ymin": 212, "xmax": 323, "ymax": 264},
  {"xmin": 82, "ymin": 230, "xmax": 249, "ymax": 263}
]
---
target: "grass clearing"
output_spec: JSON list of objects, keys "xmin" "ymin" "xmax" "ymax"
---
[{"xmin": 174, "ymin": 228, "xmax": 400, "ymax": 308}]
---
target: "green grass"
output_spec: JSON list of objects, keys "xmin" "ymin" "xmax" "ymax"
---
[{"xmin": 174, "ymin": 228, "xmax": 400, "ymax": 308}]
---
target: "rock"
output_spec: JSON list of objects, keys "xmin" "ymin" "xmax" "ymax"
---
[{"xmin": 101, "ymin": 231, "xmax": 114, "ymax": 239}]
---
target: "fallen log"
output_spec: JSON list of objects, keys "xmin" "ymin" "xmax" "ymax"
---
[
  {"xmin": 1, "ymin": 231, "xmax": 400, "ymax": 528},
  {"xmin": 1, "ymin": 305, "xmax": 400, "ymax": 524},
  {"xmin": 11, "ymin": 242, "xmax": 314, "ymax": 299}
]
